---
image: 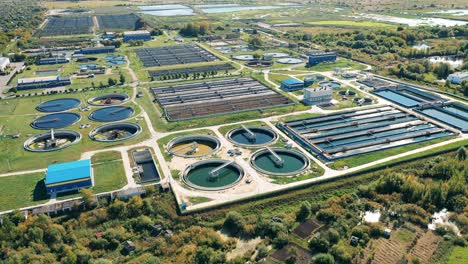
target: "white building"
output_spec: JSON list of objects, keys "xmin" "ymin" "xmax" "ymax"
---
[
  {"xmin": 0, "ymin": 57, "xmax": 10, "ymax": 73},
  {"xmin": 448, "ymin": 72, "xmax": 468, "ymax": 85},
  {"xmin": 303, "ymin": 87, "xmax": 333, "ymax": 105}
]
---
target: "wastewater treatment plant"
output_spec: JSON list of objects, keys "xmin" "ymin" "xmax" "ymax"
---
[{"xmin": 1, "ymin": 2, "xmax": 468, "ymax": 262}]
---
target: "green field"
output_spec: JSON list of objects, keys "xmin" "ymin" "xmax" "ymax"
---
[
  {"xmin": 0, "ymin": 151, "xmax": 125, "ymax": 211},
  {"xmin": 294, "ymin": 59, "xmax": 368, "ymax": 72},
  {"xmin": 328, "ymin": 86, "xmax": 372, "ymax": 110},
  {"xmin": 91, "ymin": 152, "xmax": 127, "ymax": 194},
  {"xmin": 305, "ymin": 20, "xmax": 396, "ymax": 28},
  {"xmin": 328, "ymin": 136, "xmax": 459, "ymax": 170},
  {"xmin": 0, "ymin": 88, "xmax": 151, "ymax": 174},
  {"xmin": 0, "ymin": 172, "xmax": 49, "ymax": 211},
  {"xmin": 448, "ymin": 246, "xmax": 468, "ymax": 264}
]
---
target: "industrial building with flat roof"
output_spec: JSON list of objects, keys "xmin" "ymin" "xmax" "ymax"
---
[
  {"xmin": 45, "ymin": 159, "xmax": 93, "ymax": 194},
  {"xmin": 307, "ymin": 51, "xmax": 337, "ymax": 65},
  {"xmin": 17, "ymin": 76, "xmax": 71, "ymax": 90},
  {"xmin": 123, "ymin": 30, "xmax": 151, "ymax": 42},
  {"xmin": 280, "ymin": 78, "xmax": 304, "ymax": 91},
  {"xmin": 448, "ymin": 72, "xmax": 468, "ymax": 84},
  {"xmin": 38, "ymin": 57, "xmax": 70, "ymax": 65},
  {"xmin": 75, "ymin": 46, "xmax": 116, "ymax": 55},
  {"xmin": 303, "ymin": 87, "xmax": 333, "ymax": 105}
]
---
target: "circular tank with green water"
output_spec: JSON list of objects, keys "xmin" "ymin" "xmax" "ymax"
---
[
  {"xmin": 250, "ymin": 148, "xmax": 309, "ymax": 176},
  {"xmin": 167, "ymin": 134, "xmax": 221, "ymax": 158},
  {"xmin": 227, "ymin": 126, "xmax": 278, "ymax": 147},
  {"xmin": 183, "ymin": 159, "xmax": 244, "ymax": 190}
]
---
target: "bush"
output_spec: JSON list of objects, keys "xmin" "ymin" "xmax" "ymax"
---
[
  {"xmin": 223, "ymin": 211, "xmax": 245, "ymax": 236},
  {"xmin": 296, "ymin": 201, "xmax": 311, "ymax": 222},
  {"xmin": 256, "ymin": 245, "xmax": 268, "ymax": 260},
  {"xmin": 273, "ymin": 231, "xmax": 289, "ymax": 248},
  {"xmin": 309, "ymin": 237, "xmax": 330, "ymax": 253},
  {"xmin": 312, "ymin": 253, "xmax": 335, "ymax": 264}
]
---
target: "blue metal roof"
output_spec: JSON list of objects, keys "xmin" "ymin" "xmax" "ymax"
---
[
  {"xmin": 45, "ymin": 159, "xmax": 91, "ymax": 185},
  {"xmin": 281, "ymin": 78, "xmax": 303, "ymax": 85}
]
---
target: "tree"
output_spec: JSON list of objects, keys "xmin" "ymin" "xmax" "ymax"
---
[
  {"xmin": 309, "ymin": 237, "xmax": 330, "ymax": 253},
  {"xmin": 223, "ymin": 211, "xmax": 245, "ymax": 236},
  {"xmin": 311, "ymin": 253, "xmax": 335, "ymax": 264},
  {"xmin": 253, "ymin": 52, "xmax": 262, "ymax": 60},
  {"xmin": 108, "ymin": 199, "xmax": 126, "ymax": 219},
  {"xmin": 108, "ymin": 78, "xmax": 116, "ymax": 86},
  {"xmin": 456, "ymin": 147, "xmax": 467, "ymax": 161},
  {"xmin": 194, "ymin": 247, "xmax": 225, "ymax": 264},
  {"xmin": 434, "ymin": 63, "xmax": 452, "ymax": 79},
  {"xmin": 445, "ymin": 79, "xmax": 451, "ymax": 88},
  {"xmin": 256, "ymin": 245, "xmax": 269, "ymax": 260},
  {"xmin": 273, "ymin": 231, "xmax": 289, "ymax": 248},
  {"xmin": 119, "ymin": 73, "xmax": 126, "ymax": 85},
  {"xmin": 80, "ymin": 188, "xmax": 95, "ymax": 209},
  {"xmin": 296, "ymin": 201, "xmax": 311, "ymax": 222},
  {"xmin": 179, "ymin": 22, "xmax": 211, "ymax": 37},
  {"xmin": 112, "ymin": 40, "xmax": 123, "ymax": 48},
  {"xmin": 462, "ymin": 80, "xmax": 468, "ymax": 96},
  {"xmin": 248, "ymin": 36, "xmax": 263, "ymax": 48}
]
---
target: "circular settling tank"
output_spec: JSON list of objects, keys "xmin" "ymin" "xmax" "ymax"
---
[
  {"xmin": 338, "ymin": 90, "xmax": 356, "ymax": 96},
  {"xmin": 105, "ymin": 55, "xmax": 124, "ymax": 61},
  {"xmin": 319, "ymin": 81, "xmax": 341, "ymax": 89},
  {"xmin": 227, "ymin": 126, "xmax": 278, "ymax": 147},
  {"xmin": 277, "ymin": 58, "xmax": 303, "ymax": 64},
  {"xmin": 88, "ymin": 93, "xmax": 130, "ymax": 106},
  {"xmin": 264, "ymin": 52, "xmax": 289, "ymax": 58},
  {"xmin": 24, "ymin": 130, "xmax": 81, "ymax": 152},
  {"xmin": 167, "ymin": 134, "xmax": 221, "ymax": 158},
  {"xmin": 89, "ymin": 106, "xmax": 135, "ymax": 122},
  {"xmin": 183, "ymin": 159, "xmax": 244, "ymax": 190},
  {"xmin": 233, "ymin": 54, "xmax": 254, "ymax": 61},
  {"xmin": 89, "ymin": 122, "xmax": 142, "ymax": 142},
  {"xmin": 246, "ymin": 61, "xmax": 273, "ymax": 67},
  {"xmin": 353, "ymin": 97, "xmax": 373, "ymax": 104},
  {"xmin": 36, "ymin": 98, "xmax": 81, "ymax": 112},
  {"xmin": 31, "ymin": 113, "xmax": 81, "ymax": 129},
  {"xmin": 251, "ymin": 148, "xmax": 309, "ymax": 176},
  {"xmin": 106, "ymin": 60, "xmax": 126, "ymax": 66}
]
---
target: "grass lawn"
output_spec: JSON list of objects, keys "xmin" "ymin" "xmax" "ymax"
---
[
  {"xmin": 0, "ymin": 88, "xmax": 151, "ymax": 174},
  {"xmin": 447, "ymin": 246, "xmax": 468, "ymax": 264},
  {"xmin": 364, "ymin": 139, "xmax": 468, "ymax": 171},
  {"xmin": 188, "ymin": 196, "xmax": 213, "ymax": 205},
  {"xmin": 0, "ymin": 86, "xmax": 132, "ymax": 115},
  {"xmin": 293, "ymin": 59, "xmax": 367, "ymax": 72},
  {"xmin": 328, "ymin": 136, "xmax": 458, "ymax": 170},
  {"xmin": 305, "ymin": 20, "xmax": 396, "ymax": 28},
  {"xmin": 57, "ymin": 152, "xmax": 127, "ymax": 201},
  {"xmin": 218, "ymin": 121, "xmax": 268, "ymax": 136},
  {"xmin": 92, "ymin": 159, "xmax": 127, "ymax": 194},
  {"xmin": 269, "ymin": 165, "xmax": 325, "ymax": 184},
  {"xmin": 277, "ymin": 112, "xmax": 322, "ymax": 123},
  {"xmin": 0, "ymin": 173, "xmax": 49, "ymax": 211},
  {"xmin": 394, "ymin": 228, "xmax": 415, "ymax": 243},
  {"xmin": 326, "ymin": 86, "xmax": 372, "ymax": 110}
]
